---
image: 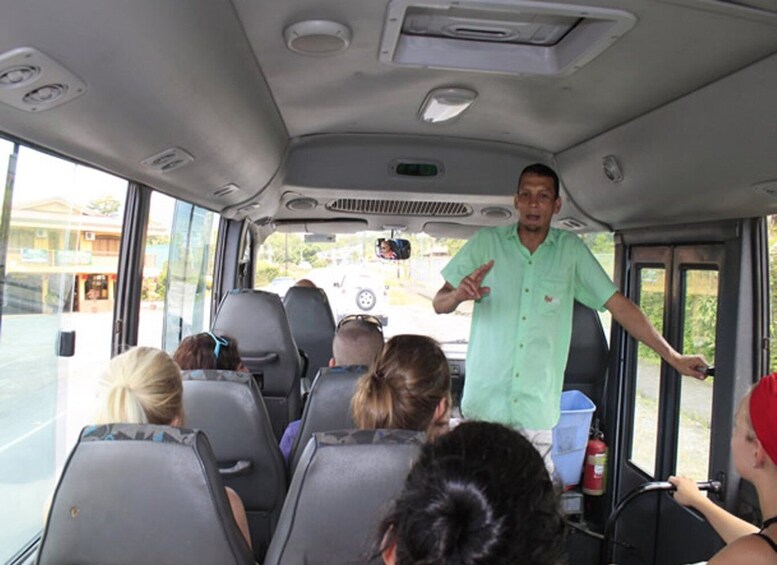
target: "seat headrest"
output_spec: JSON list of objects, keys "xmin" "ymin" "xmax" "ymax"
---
[
  {"xmin": 212, "ymin": 289, "xmax": 301, "ymax": 396},
  {"xmin": 37, "ymin": 424, "xmax": 254, "ymax": 565},
  {"xmin": 288, "ymin": 365, "xmax": 367, "ymax": 475},
  {"xmin": 266, "ymin": 429, "xmax": 424, "ymax": 565}
]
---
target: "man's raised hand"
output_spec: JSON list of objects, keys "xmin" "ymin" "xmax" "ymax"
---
[{"xmin": 456, "ymin": 260, "xmax": 494, "ymax": 301}]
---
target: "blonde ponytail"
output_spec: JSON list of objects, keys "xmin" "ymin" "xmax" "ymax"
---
[{"xmin": 95, "ymin": 347, "xmax": 183, "ymax": 426}]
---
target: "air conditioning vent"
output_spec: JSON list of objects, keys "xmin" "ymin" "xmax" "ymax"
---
[
  {"xmin": 141, "ymin": 147, "xmax": 194, "ymax": 173},
  {"xmin": 35, "ymin": 229, "xmax": 48, "ymax": 238},
  {"xmin": 380, "ymin": 1, "xmax": 636, "ymax": 76},
  {"xmin": 84, "ymin": 231, "xmax": 96, "ymax": 241},
  {"xmin": 558, "ymin": 217, "xmax": 587, "ymax": 230},
  {"xmin": 327, "ymin": 198, "xmax": 471, "ymax": 217}
]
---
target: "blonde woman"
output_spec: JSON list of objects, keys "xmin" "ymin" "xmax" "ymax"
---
[
  {"xmin": 95, "ymin": 346, "xmax": 252, "ymax": 549},
  {"xmin": 670, "ymin": 373, "xmax": 777, "ymax": 564},
  {"xmin": 351, "ymin": 334, "xmax": 451, "ymax": 439}
]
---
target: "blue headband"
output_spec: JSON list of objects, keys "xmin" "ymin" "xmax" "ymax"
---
[{"xmin": 207, "ymin": 331, "xmax": 229, "ymax": 360}]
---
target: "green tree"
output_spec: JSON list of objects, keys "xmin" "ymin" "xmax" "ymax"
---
[{"xmin": 87, "ymin": 195, "xmax": 121, "ymax": 216}]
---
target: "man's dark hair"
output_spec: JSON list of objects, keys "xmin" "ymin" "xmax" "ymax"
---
[
  {"xmin": 377, "ymin": 421, "xmax": 565, "ymax": 565},
  {"xmin": 519, "ymin": 163, "xmax": 560, "ymax": 199},
  {"xmin": 173, "ymin": 332, "xmax": 244, "ymax": 371}
]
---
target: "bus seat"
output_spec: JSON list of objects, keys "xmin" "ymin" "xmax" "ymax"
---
[
  {"xmin": 563, "ymin": 300, "xmax": 610, "ymax": 411},
  {"xmin": 212, "ymin": 289, "xmax": 302, "ymax": 441},
  {"xmin": 181, "ymin": 369, "xmax": 287, "ymax": 563},
  {"xmin": 288, "ymin": 365, "xmax": 367, "ymax": 477},
  {"xmin": 265, "ymin": 429, "xmax": 424, "ymax": 565},
  {"xmin": 283, "ymin": 286, "xmax": 336, "ymax": 383},
  {"xmin": 37, "ymin": 423, "xmax": 254, "ymax": 565}
]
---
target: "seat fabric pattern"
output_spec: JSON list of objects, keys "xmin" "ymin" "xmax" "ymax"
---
[
  {"xmin": 36, "ymin": 423, "xmax": 254, "ymax": 565},
  {"xmin": 181, "ymin": 368, "xmax": 287, "ymax": 563},
  {"xmin": 212, "ymin": 289, "xmax": 302, "ymax": 440},
  {"xmin": 283, "ymin": 286, "xmax": 336, "ymax": 382},
  {"xmin": 265, "ymin": 429, "xmax": 424, "ymax": 565},
  {"xmin": 288, "ymin": 365, "xmax": 367, "ymax": 476}
]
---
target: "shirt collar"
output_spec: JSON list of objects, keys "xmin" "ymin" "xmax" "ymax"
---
[{"xmin": 512, "ymin": 223, "xmax": 558, "ymax": 246}]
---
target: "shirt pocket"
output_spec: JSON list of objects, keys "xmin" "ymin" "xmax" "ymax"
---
[{"xmin": 537, "ymin": 278, "xmax": 570, "ymax": 312}]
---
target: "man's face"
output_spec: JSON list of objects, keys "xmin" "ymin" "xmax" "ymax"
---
[{"xmin": 514, "ymin": 173, "xmax": 561, "ymax": 233}]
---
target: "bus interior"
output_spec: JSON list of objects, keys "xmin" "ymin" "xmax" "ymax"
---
[{"xmin": 1, "ymin": 0, "xmax": 777, "ymax": 563}]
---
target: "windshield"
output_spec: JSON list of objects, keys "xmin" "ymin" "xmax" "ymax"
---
[
  {"xmin": 256, "ymin": 231, "xmax": 471, "ymax": 349},
  {"xmin": 256, "ymin": 230, "xmax": 615, "ymax": 353}
]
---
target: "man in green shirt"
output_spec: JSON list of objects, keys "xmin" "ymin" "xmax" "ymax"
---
[{"xmin": 434, "ymin": 163, "xmax": 707, "ymax": 470}]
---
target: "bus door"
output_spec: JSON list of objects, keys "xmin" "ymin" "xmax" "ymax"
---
[{"xmin": 610, "ymin": 242, "xmax": 729, "ymax": 564}]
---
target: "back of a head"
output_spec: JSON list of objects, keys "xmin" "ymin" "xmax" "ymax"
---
[
  {"xmin": 95, "ymin": 346, "xmax": 183, "ymax": 425},
  {"xmin": 333, "ymin": 320, "xmax": 384, "ymax": 367},
  {"xmin": 350, "ymin": 334, "xmax": 450, "ymax": 437},
  {"xmin": 748, "ymin": 372, "xmax": 777, "ymax": 467},
  {"xmin": 173, "ymin": 332, "xmax": 244, "ymax": 371},
  {"xmin": 380, "ymin": 421, "xmax": 565, "ymax": 565}
]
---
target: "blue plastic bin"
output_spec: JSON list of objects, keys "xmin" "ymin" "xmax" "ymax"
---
[{"xmin": 551, "ymin": 390, "xmax": 596, "ymax": 487}]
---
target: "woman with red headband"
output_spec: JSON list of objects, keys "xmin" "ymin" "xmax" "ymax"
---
[{"xmin": 669, "ymin": 372, "xmax": 777, "ymax": 563}]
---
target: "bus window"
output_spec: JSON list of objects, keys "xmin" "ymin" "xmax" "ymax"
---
[
  {"xmin": 675, "ymin": 268, "xmax": 717, "ymax": 478},
  {"xmin": 630, "ymin": 266, "xmax": 666, "ymax": 476},
  {"xmin": 0, "ymin": 141, "xmax": 127, "ymax": 561},
  {"xmin": 139, "ymin": 198, "xmax": 219, "ymax": 354}
]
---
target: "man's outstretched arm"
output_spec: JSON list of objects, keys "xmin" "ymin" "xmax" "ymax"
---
[
  {"xmin": 433, "ymin": 260, "xmax": 494, "ymax": 314},
  {"xmin": 605, "ymin": 291, "xmax": 708, "ymax": 379}
]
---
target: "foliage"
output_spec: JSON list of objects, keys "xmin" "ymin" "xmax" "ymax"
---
[
  {"xmin": 580, "ymin": 232, "xmax": 614, "ymax": 254},
  {"xmin": 255, "ymin": 261, "xmax": 280, "ymax": 287},
  {"xmin": 87, "ymin": 195, "xmax": 121, "ymax": 216}
]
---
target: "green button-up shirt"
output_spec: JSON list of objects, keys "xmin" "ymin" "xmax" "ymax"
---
[{"xmin": 441, "ymin": 224, "xmax": 617, "ymax": 429}]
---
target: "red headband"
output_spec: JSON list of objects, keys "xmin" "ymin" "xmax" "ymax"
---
[{"xmin": 749, "ymin": 372, "xmax": 777, "ymax": 465}]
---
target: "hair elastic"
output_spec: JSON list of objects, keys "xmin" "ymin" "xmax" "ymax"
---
[{"xmin": 207, "ymin": 331, "xmax": 229, "ymax": 361}]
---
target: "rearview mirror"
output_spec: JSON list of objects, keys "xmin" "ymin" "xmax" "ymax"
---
[{"xmin": 375, "ymin": 238, "xmax": 411, "ymax": 261}]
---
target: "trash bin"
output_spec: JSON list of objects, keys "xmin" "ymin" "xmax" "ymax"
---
[{"xmin": 551, "ymin": 390, "xmax": 596, "ymax": 488}]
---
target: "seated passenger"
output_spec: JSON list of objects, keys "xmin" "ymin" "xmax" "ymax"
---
[
  {"xmin": 669, "ymin": 372, "xmax": 777, "ymax": 564},
  {"xmin": 173, "ymin": 331, "xmax": 248, "ymax": 372},
  {"xmin": 377, "ymin": 421, "xmax": 566, "ymax": 565},
  {"xmin": 95, "ymin": 346, "xmax": 252, "ymax": 548},
  {"xmin": 351, "ymin": 334, "xmax": 451, "ymax": 440},
  {"xmin": 279, "ymin": 314, "xmax": 384, "ymax": 461},
  {"xmin": 293, "ymin": 278, "xmax": 317, "ymax": 288}
]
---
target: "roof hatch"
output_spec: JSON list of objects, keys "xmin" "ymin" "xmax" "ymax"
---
[{"xmin": 379, "ymin": 0, "xmax": 636, "ymax": 76}]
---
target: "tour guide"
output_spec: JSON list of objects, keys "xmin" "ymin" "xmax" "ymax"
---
[{"xmin": 433, "ymin": 163, "xmax": 707, "ymax": 469}]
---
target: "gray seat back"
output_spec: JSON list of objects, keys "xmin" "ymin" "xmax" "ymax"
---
[
  {"xmin": 563, "ymin": 300, "xmax": 609, "ymax": 409},
  {"xmin": 37, "ymin": 423, "xmax": 254, "ymax": 565},
  {"xmin": 181, "ymin": 369, "xmax": 287, "ymax": 562},
  {"xmin": 283, "ymin": 286, "xmax": 336, "ymax": 382},
  {"xmin": 265, "ymin": 429, "xmax": 424, "ymax": 565},
  {"xmin": 212, "ymin": 289, "xmax": 302, "ymax": 440},
  {"xmin": 288, "ymin": 365, "xmax": 367, "ymax": 476}
]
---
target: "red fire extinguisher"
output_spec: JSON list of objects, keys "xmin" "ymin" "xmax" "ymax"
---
[{"xmin": 583, "ymin": 422, "xmax": 607, "ymax": 496}]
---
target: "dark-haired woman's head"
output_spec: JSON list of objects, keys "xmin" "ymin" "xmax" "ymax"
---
[
  {"xmin": 351, "ymin": 334, "xmax": 451, "ymax": 439},
  {"xmin": 172, "ymin": 332, "xmax": 246, "ymax": 372},
  {"xmin": 379, "ymin": 421, "xmax": 566, "ymax": 565}
]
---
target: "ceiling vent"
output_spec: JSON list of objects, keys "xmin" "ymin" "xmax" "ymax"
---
[
  {"xmin": 558, "ymin": 217, "xmax": 588, "ymax": 230},
  {"xmin": 327, "ymin": 198, "xmax": 471, "ymax": 217},
  {"xmin": 140, "ymin": 147, "xmax": 194, "ymax": 172},
  {"xmin": 379, "ymin": 1, "xmax": 635, "ymax": 76},
  {"xmin": 286, "ymin": 197, "xmax": 319, "ymax": 211},
  {"xmin": 0, "ymin": 47, "xmax": 86, "ymax": 112},
  {"xmin": 753, "ymin": 180, "xmax": 777, "ymax": 198},
  {"xmin": 214, "ymin": 184, "xmax": 240, "ymax": 198}
]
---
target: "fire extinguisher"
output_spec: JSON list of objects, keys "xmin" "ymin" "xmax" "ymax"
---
[{"xmin": 583, "ymin": 421, "xmax": 607, "ymax": 496}]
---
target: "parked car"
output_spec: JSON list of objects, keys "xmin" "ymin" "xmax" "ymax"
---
[{"xmin": 333, "ymin": 271, "xmax": 389, "ymax": 326}]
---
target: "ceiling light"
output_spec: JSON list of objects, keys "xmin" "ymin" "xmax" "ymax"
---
[
  {"xmin": 419, "ymin": 87, "xmax": 477, "ymax": 124},
  {"xmin": 481, "ymin": 206, "xmax": 512, "ymax": 219},
  {"xmin": 602, "ymin": 155, "xmax": 624, "ymax": 183},
  {"xmin": 284, "ymin": 20, "xmax": 352, "ymax": 56}
]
